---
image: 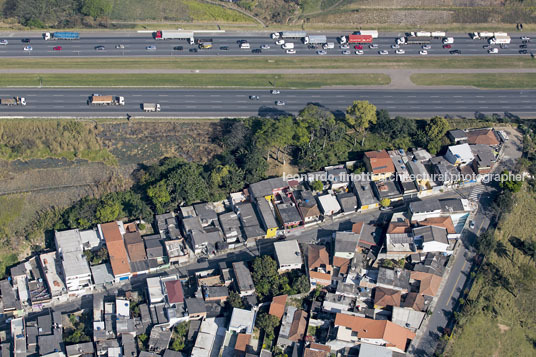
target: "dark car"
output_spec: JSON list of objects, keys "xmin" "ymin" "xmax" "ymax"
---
[
  {"xmin": 189, "ymin": 48, "xmax": 198, "ymax": 53},
  {"xmin": 252, "ymin": 48, "xmax": 262, "ymax": 54},
  {"xmin": 443, "ymin": 44, "xmax": 452, "ymax": 49},
  {"xmin": 249, "ymin": 95, "xmax": 260, "ymax": 100},
  {"xmin": 220, "ymin": 46, "xmax": 229, "ymax": 50},
  {"xmin": 519, "ymin": 49, "xmax": 528, "ymax": 54},
  {"xmin": 21, "ymin": 38, "xmax": 30, "ymax": 43},
  {"xmin": 520, "ymin": 44, "xmax": 528, "ymax": 49},
  {"xmin": 173, "ymin": 46, "xmax": 183, "ymax": 51},
  {"xmin": 450, "ymin": 49, "xmax": 461, "ymax": 55}
]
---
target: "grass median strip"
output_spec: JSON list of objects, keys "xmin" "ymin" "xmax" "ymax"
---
[
  {"xmin": 411, "ymin": 73, "xmax": 536, "ymax": 89},
  {"xmin": 0, "ymin": 56, "xmax": 534, "ymax": 70},
  {"xmin": 0, "ymin": 73, "xmax": 390, "ymax": 88}
]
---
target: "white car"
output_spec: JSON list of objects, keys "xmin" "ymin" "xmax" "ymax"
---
[
  {"xmin": 488, "ymin": 48, "xmax": 499, "ymax": 54},
  {"xmin": 115, "ymin": 44, "xmax": 125, "ymax": 49},
  {"xmin": 0, "ymin": 39, "xmax": 8, "ymax": 46},
  {"xmin": 261, "ymin": 44, "xmax": 270, "ymax": 49},
  {"xmin": 275, "ymin": 39, "xmax": 285, "ymax": 45},
  {"xmin": 271, "ymin": 90, "xmax": 280, "ymax": 94},
  {"xmin": 342, "ymin": 50, "xmax": 351, "ymax": 55},
  {"xmin": 23, "ymin": 45, "xmax": 32, "ymax": 51},
  {"xmin": 378, "ymin": 50, "xmax": 388, "ymax": 55},
  {"xmin": 286, "ymin": 49, "xmax": 296, "ymax": 54},
  {"xmin": 369, "ymin": 44, "xmax": 378, "ymax": 49},
  {"xmin": 419, "ymin": 50, "xmax": 428, "ymax": 55},
  {"xmin": 340, "ymin": 44, "xmax": 349, "ymax": 49},
  {"xmin": 316, "ymin": 50, "xmax": 327, "ymax": 55},
  {"xmin": 422, "ymin": 44, "xmax": 431, "ymax": 50},
  {"xmin": 355, "ymin": 50, "xmax": 364, "ymax": 55},
  {"xmin": 275, "ymin": 100, "xmax": 286, "ymax": 106},
  {"xmin": 521, "ymin": 36, "xmax": 530, "ymax": 41},
  {"xmin": 395, "ymin": 49, "xmax": 405, "ymax": 54},
  {"xmin": 391, "ymin": 44, "xmax": 400, "ymax": 49},
  {"xmin": 146, "ymin": 45, "xmax": 156, "ymax": 50}
]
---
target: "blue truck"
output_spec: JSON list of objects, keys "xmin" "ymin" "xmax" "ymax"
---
[{"xmin": 43, "ymin": 32, "xmax": 80, "ymax": 40}]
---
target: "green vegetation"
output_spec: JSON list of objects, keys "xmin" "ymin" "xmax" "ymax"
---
[
  {"xmin": 0, "ymin": 252, "xmax": 19, "ymax": 279},
  {"xmin": 183, "ymin": 0, "xmax": 252, "ymax": 22},
  {"xmin": 0, "ymin": 194, "xmax": 26, "ymax": 238},
  {"xmin": 256, "ymin": 313, "xmax": 281, "ymax": 341},
  {"xmin": 411, "ymin": 73, "xmax": 536, "ymax": 89},
  {"xmin": 83, "ymin": 246, "xmax": 109, "ymax": 265},
  {"xmin": 65, "ymin": 312, "xmax": 91, "ymax": 343},
  {"xmin": 228, "ymin": 290, "xmax": 245, "ymax": 309},
  {"xmin": 0, "ymin": 120, "xmax": 116, "ymax": 165},
  {"xmin": 170, "ymin": 321, "xmax": 189, "ymax": 352},
  {"xmin": 0, "ymin": 73, "xmax": 389, "ymax": 88}
]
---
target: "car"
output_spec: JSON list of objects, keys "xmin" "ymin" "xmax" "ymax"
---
[
  {"xmin": 115, "ymin": 44, "xmax": 125, "ymax": 49},
  {"xmin": 189, "ymin": 48, "xmax": 198, "ymax": 53},
  {"xmin": 173, "ymin": 46, "xmax": 183, "ymax": 51},
  {"xmin": 270, "ymin": 90, "xmax": 280, "ymax": 94},
  {"xmin": 275, "ymin": 39, "xmax": 285, "ymax": 45},
  {"xmin": 340, "ymin": 44, "xmax": 349, "ymax": 49},
  {"xmin": 488, "ymin": 48, "xmax": 499, "ymax": 54},
  {"xmin": 342, "ymin": 50, "xmax": 351, "ymax": 55},
  {"xmin": 419, "ymin": 50, "xmax": 428, "ymax": 55},
  {"xmin": 249, "ymin": 95, "xmax": 260, "ymax": 100},
  {"xmin": 355, "ymin": 50, "xmax": 364, "ymax": 55},
  {"xmin": 469, "ymin": 221, "xmax": 475, "ymax": 229},
  {"xmin": 23, "ymin": 45, "xmax": 32, "ymax": 51},
  {"xmin": 354, "ymin": 45, "xmax": 363, "ymax": 50},
  {"xmin": 443, "ymin": 44, "xmax": 452, "ymax": 49},
  {"xmin": 95, "ymin": 46, "xmax": 105, "ymax": 51},
  {"xmin": 519, "ymin": 49, "xmax": 528, "ymax": 54},
  {"xmin": 21, "ymin": 38, "xmax": 30, "ymax": 43},
  {"xmin": 500, "ymin": 44, "xmax": 509, "ymax": 49},
  {"xmin": 307, "ymin": 44, "xmax": 318, "ymax": 49},
  {"xmin": 395, "ymin": 49, "xmax": 405, "ymax": 54},
  {"xmin": 275, "ymin": 100, "xmax": 286, "ymax": 106},
  {"xmin": 316, "ymin": 50, "xmax": 327, "ymax": 55},
  {"xmin": 53, "ymin": 46, "xmax": 62, "ymax": 51},
  {"xmin": 261, "ymin": 44, "xmax": 270, "ymax": 49},
  {"xmin": 252, "ymin": 49, "xmax": 262, "ymax": 54},
  {"xmin": 520, "ymin": 44, "xmax": 528, "ymax": 49},
  {"xmin": 369, "ymin": 44, "xmax": 378, "ymax": 49},
  {"xmin": 380, "ymin": 206, "xmax": 393, "ymax": 211},
  {"xmin": 450, "ymin": 49, "xmax": 461, "ymax": 55},
  {"xmin": 422, "ymin": 44, "xmax": 431, "ymax": 50},
  {"xmin": 391, "ymin": 44, "xmax": 400, "ymax": 49},
  {"xmin": 286, "ymin": 49, "xmax": 296, "ymax": 54},
  {"xmin": 219, "ymin": 46, "xmax": 229, "ymax": 50},
  {"xmin": 237, "ymin": 39, "xmax": 247, "ymax": 44},
  {"xmin": 521, "ymin": 36, "xmax": 531, "ymax": 41},
  {"xmin": 378, "ymin": 50, "xmax": 388, "ymax": 55},
  {"xmin": 483, "ymin": 45, "xmax": 491, "ymax": 49},
  {"xmin": 197, "ymin": 257, "xmax": 208, "ymax": 263},
  {"xmin": 0, "ymin": 39, "xmax": 8, "ymax": 46},
  {"xmin": 146, "ymin": 45, "xmax": 156, "ymax": 50}
]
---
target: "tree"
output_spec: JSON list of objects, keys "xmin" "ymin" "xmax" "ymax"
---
[
  {"xmin": 311, "ymin": 180, "xmax": 324, "ymax": 192},
  {"xmin": 294, "ymin": 274, "xmax": 310, "ymax": 294},
  {"xmin": 170, "ymin": 321, "xmax": 188, "ymax": 351},
  {"xmin": 147, "ymin": 180, "xmax": 171, "ymax": 214},
  {"xmin": 380, "ymin": 198, "xmax": 391, "ymax": 207},
  {"xmin": 80, "ymin": 0, "xmax": 112, "ymax": 19},
  {"xmin": 95, "ymin": 199, "xmax": 121, "ymax": 222},
  {"xmin": 252, "ymin": 256, "xmax": 281, "ymax": 300},
  {"xmin": 499, "ymin": 170, "xmax": 523, "ymax": 192},
  {"xmin": 345, "ymin": 100, "xmax": 377, "ymax": 135},
  {"xmin": 424, "ymin": 116, "xmax": 449, "ymax": 154},
  {"xmin": 167, "ymin": 163, "xmax": 210, "ymax": 205},
  {"xmin": 256, "ymin": 313, "xmax": 281, "ymax": 340},
  {"xmin": 228, "ymin": 290, "xmax": 244, "ymax": 309},
  {"xmin": 477, "ymin": 230, "xmax": 496, "ymax": 256}
]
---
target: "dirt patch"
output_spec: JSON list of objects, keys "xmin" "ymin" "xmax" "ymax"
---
[{"xmin": 498, "ymin": 323, "xmax": 510, "ymax": 333}]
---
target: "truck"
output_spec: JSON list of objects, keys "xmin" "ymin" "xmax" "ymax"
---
[
  {"xmin": 471, "ymin": 31, "xmax": 494, "ymax": 39},
  {"xmin": 355, "ymin": 30, "xmax": 379, "ymax": 38},
  {"xmin": 348, "ymin": 34, "xmax": 373, "ymax": 44},
  {"xmin": 196, "ymin": 38, "xmax": 213, "ymax": 49},
  {"xmin": 489, "ymin": 35, "xmax": 511, "ymax": 44},
  {"xmin": 280, "ymin": 31, "xmax": 307, "ymax": 39},
  {"xmin": 88, "ymin": 95, "xmax": 125, "ymax": 106},
  {"xmin": 154, "ymin": 30, "xmax": 194, "ymax": 44},
  {"xmin": 282, "ymin": 42, "xmax": 295, "ymax": 50},
  {"xmin": 0, "ymin": 97, "xmax": 26, "ymax": 106},
  {"xmin": 43, "ymin": 32, "xmax": 79, "ymax": 40},
  {"xmin": 442, "ymin": 37, "xmax": 454, "ymax": 44},
  {"xmin": 303, "ymin": 35, "xmax": 327, "ymax": 44},
  {"xmin": 410, "ymin": 31, "xmax": 431, "ymax": 37},
  {"xmin": 322, "ymin": 42, "xmax": 335, "ymax": 49},
  {"xmin": 431, "ymin": 31, "xmax": 446, "ymax": 38},
  {"xmin": 142, "ymin": 103, "xmax": 160, "ymax": 112},
  {"xmin": 399, "ymin": 36, "xmax": 431, "ymax": 45}
]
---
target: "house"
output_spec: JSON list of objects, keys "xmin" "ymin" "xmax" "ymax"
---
[
  {"xmin": 389, "ymin": 149, "xmax": 417, "ymax": 195},
  {"xmin": 326, "ymin": 167, "xmax": 350, "ymax": 190},
  {"xmin": 235, "ymin": 202, "xmax": 266, "ymax": 241},
  {"xmin": 447, "ymin": 129, "xmax": 468, "ymax": 144},
  {"xmin": 39, "ymin": 252, "xmax": 65, "ymax": 297},
  {"xmin": 353, "ymin": 181, "xmax": 380, "ymax": 211},
  {"xmin": 218, "ymin": 211, "xmax": 242, "ymax": 243},
  {"xmin": 401, "ymin": 292, "xmax": 428, "ymax": 312},
  {"xmin": 295, "ymin": 190, "xmax": 321, "ymax": 223},
  {"xmin": 185, "ymin": 298, "xmax": 207, "ymax": 319},
  {"xmin": 371, "ymin": 179, "xmax": 403, "ymax": 202},
  {"xmin": 466, "ymin": 128, "xmax": 499, "ymax": 146},
  {"xmin": 148, "ymin": 325, "xmax": 172, "ymax": 353},
  {"xmin": 123, "ymin": 229, "xmax": 147, "ymax": 263},
  {"xmin": 334, "ymin": 313, "xmax": 415, "ymax": 353},
  {"xmin": 203, "ymin": 286, "xmax": 229, "ymax": 303},
  {"xmin": 336, "ymin": 192, "xmax": 358, "ymax": 214},
  {"xmin": 356, "ymin": 222, "xmax": 380, "ymax": 253},
  {"xmin": 408, "ymin": 199, "xmax": 442, "ymax": 221},
  {"xmin": 430, "ymin": 156, "xmax": 459, "ymax": 186},
  {"xmin": 256, "ymin": 198, "xmax": 279, "ymax": 238},
  {"xmin": 232, "ymin": 261, "xmax": 255, "ymax": 296},
  {"xmin": 190, "ymin": 227, "xmax": 223, "ymax": 256},
  {"xmin": 277, "ymin": 306, "xmax": 308, "ymax": 348},
  {"xmin": 407, "ymin": 160, "xmax": 433, "ymax": 192},
  {"xmin": 411, "ymin": 148, "xmax": 433, "ymax": 163},
  {"xmin": 412, "ymin": 226, "xmax": 449, "ymax": 253},
  {"xmin": 364, "ymin": 150, "xmax": 395, "ymax": 180},
  {"xmin": 323, "ymin": 292, "xmax": 354, "ymax": 313},
  {"xmin": 269, "ymin": 295, "xmax": 288, "ymax": 320},
  {"xmin": 385, "ymin": 216, "xmax": 414, "ymax": 255},
  {"xmin": 307, "ymin": 245, "xmax": 332, "ymax": 288},
  {"xmin": 317, "ymin": 194, "xmax": 341, "ymax": 216},
  {"xmin": 193, "ymin": 203, "xmax": 219, "ymax": 227},
  {"xmin": 304, "ymin": 343, "xmax": 331, "ymax": 357},
  {"xmin": 377, "ymin": 268, "xmax": 411, "ymax": 293},
  {"xmin": 191, "ymin": 317, "xmax": 220, "ymax": 357},
  {"xmin": 66, "ymin": 342, "xmax": 95, "ymax": 356},
  {"xmin": 471, "ymin": 144, "xmax": 495, "ymax": 174},
  {"xmin": 373, "ymin": 287, "xmax": 401, "ymax": 309},
  {"xmin": 164, "ymin": 279, "xmax": 184, "ymax": 305},
  {"xmin": 54, "ymin": 229, "xmax": 92, "ymax": 292},
  {"xmin": 100, "ymin": 222, "xmax": 131, "ymax": 281},
  {"xmin": 410, "ymin": 271, "xmax": 442, "ymax": 297},
  {"xmin": 275, "ymin": 194, "xmax": 303, "ymax": 229},
  {"xmin": 445, "ymin": 143, "xmax": 474, "ymax": 166},
  {"xmin": 144, "ymin": 235, "xmax": 166, "ymax": 264},
  {"xmin": 391, "ymin": 306, "xmax": 426, "ymax": 332},
  {"xmin": 416, "ymin": 216, "xmax": 456, "ymax": 236},
  {"xmin": 229, "ymin": 308, "xmax": 255, "ymax": 334},
  {"xmin": 164, "ymin": 239, "xmax": 190, "ymax": 265},
  {"xmin": 274, "ymin": 240, "xmax": 303, "ymax": 272},
  {"xmin": 249, "ymin": 177, "xmax": 288, "ymax": 200}
]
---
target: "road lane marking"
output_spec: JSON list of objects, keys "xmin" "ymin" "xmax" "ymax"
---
[{"xmin": 447, "ymin": 260, "xmax": 468, "ymax": 305}]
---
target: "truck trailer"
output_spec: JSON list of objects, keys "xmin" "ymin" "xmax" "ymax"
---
[
  {"xmin": 280, "ymin": 31, "xmax": 307, "ymax": 39},
  {"xmin": 489, "ymin": 35, "xmax": 511, "ymax": 44},
  {"xmin": 355, "ymin": 30, "xmax": 379, "ymax": 38},
  {"xmin": 88, "ymin": 95, "xmax": 125, "ymax": 106},
  {"xmin": 303, "ymin": 35, "xmax": 327, "ymax": 44},
  {"xmin": 400, "ymin": 36, "xmax": 431, "ymax": 45},
  {"xmin": 43, "ymin": 32, "xmax": 79, "ymax": 40},
  {"xmin": 154, "ymin": 30, "xmax": 194, "ymax": 44},
  {"xmin": 348, "ymin": 34, "xmax": 373, "ymax": 43},
  {"xmin": 0, "ymin": 97, "xmax": 26, "ymax": 106},
  {"xmin": 431, "ymin": 31, "xmax": 446, "ymax": 38},
  {"xmin": 142, "ymin": 103, "xmax": 160, "ymax": 112}
]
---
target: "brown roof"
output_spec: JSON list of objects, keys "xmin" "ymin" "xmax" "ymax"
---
[
  {"xmin": 387, "ymin": 220, "xmax": 411, "ymax": 234},
  {"xmin": 410, "ymin": 271, "xmax": 442, "ymax": 297},
  {"xmin": 332, "ymin": 257, "xmax": 350, "ymax": 275},
  {"xmin": 269, "ymin": 295, "xmax": 287, "ymax": 319},
  {"xmin": 402, "ymin": 292, "xmax": 426, "ymax": 311},
  {"xmin": 288, "ymin": 310, "xmax": 308, "ymax": 342},
  {"xmin": 374, "ymin": 287, "xmax": 402, "ymax": 307},
  {"xmin": 307, "ymin": 245, "xmax": 331, "ymax": 272},
  {"xmin": 416, "ymin": 216, "xmax": 456, "ymax": 234},
  {"xmin": 309, "ymin": 271, "xmax": 332, "ymax": 285},
  {"xmin": 234, "ymin": 333, "xmax": 251, "ymax": 352},
  {"xmin": 334, "ymin": 313, "xmax": 415, "ymax": 352},
  {"xmin": 304, "ymin": 347, "xmax": 329, "ymax": 357},
  {"xmin": 364, "ymin": 150, "xmax": 395, "ymax": 175},
  {"xmin": 101, "ymin": 222, "xmax": 130, "ymax": 277},
  {"xmin": 164, "ymin": 280, "xmax": 184, "ymax": 304},
  {"xmin": 466, "ymin": 129, "xmax": 499, "ymax": 146},
  {"xmin": 352, "ymin": 222, "xmax": 364, "ymax": 234},
  {"xmin": 124, "ymin": 231, "xmax": 147, "ymax": 262},
  {"xmin": 309, "ymin": 343, "xmax": 331, "ymax": 353},
  {"xmin": 300, "ymin": 204, "xmax": 321, "ymax": 219}
]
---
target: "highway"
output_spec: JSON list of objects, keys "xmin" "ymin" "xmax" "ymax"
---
[
  {"xmin": 0, "ymin": 32, "xmax": 534, "ymax": 57},
  {"xmin": 0, "ymin": 88, "xmax": 535, "ymax": 118}
]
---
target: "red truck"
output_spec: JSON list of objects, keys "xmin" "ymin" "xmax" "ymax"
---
[{"xmin": 348, "ymin": 34, "xmax": 373, "ymax": 44}]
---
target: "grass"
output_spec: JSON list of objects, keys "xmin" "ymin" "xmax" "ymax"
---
[
  {"xmin": 0, "ymin": 56, "xmax": 534, "ymax": 70},
  {"xmin": 0, "ymin": 251, "xmax": 19, "ymax": 279},
  {"xmin": 411, "ymin": 73, "xmax": 536, "ymax": 89},
  {"xmin": 182, "ymin": 0, "xmax": 253, "ymax": 22},
  {"xmin": 0, "ymin": 194, "xmax": 26, "ymax": 236},
  {"xmin": 0, "ymin": 73, "xmax": 390, "ymax": 88}
]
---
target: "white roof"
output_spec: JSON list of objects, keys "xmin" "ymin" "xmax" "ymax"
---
[
  {"xmin": 274, "ymin": 240, "xmax": 302, "ymax": 267},
  {"xmin": 147, "ymin": 277, "xmax": 164, "ymax": 304},
  {"xmin": 39, "ymin": 252, "xmax": 65, "ymax": 296},
  {"xmin": 80, "ymin": 229, "xmax": 101, "ymax": 249},
  {"xmin": 55, "ymin": 229, "xmax": 82, "ymax": 254},
  {"xmin": 229, "ymin": 308, "xmax": 255, "ymax": 334},
  {"xmin": 447, "ymin": 143, "xmax": 474, "ymax": 162},
  {"xmin": 317, "ymin": 194, "xmax": 341, "ymax": 213},
  {"xmin": 192, "ymin": 318, "xmax": 218, "ymax": 357},
  {"xmin": 62, "ymin": 252, "xmax": 91, "ymax": 278},
  {"xmin": 358, "ymin": 342, "xmax": 394, "ymax": 357},
  {"xmin": 116, "ymin": 298, "xmax": 130, "ymax": 319}
]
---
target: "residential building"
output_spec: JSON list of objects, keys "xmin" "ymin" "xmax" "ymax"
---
[
  {"xmin": 412, "ymin": 226, "xmax": 449, "ymax": 253},
  {"xmin": 410, "ymin": 271, "xmax": 442, "ymax": 297},
  {"xmin": 408, "ymin": 199, "xmax": 442, "ymax": 221},
  {"xmin": 193, "ymin": 203, "xmax": 219, "ymax": 227},
  {"xmin": 218, "ymin": 211, "xmax": 242, "ymax": 243},
  {"xmin": 274, "ymin": 240, "xmax": 303, "ymax": 272},
  {"xmin": 256, "ymin": 198, "xmax": 279, "ymax": 238},
  {"xmin": 229, "ymin": 308, "xmax": 255, "ymax": 334},
  {"xmin": 249, "ymin": 177, "xmax": 288, "ymax": 200},
  {"xmin": 364, "ymin": 150, "xmax": 395, "ymax": 180},
  {"xmin": 337, "ymin": 192, "xmax": 358, "ymax": 214},
  {"xmin": 353, "ymin": 181, "xmax": 380, "ymax": 211},
  {"xmin": 203, "ymin": 286, "xmax": 229, "ymax": 303},
  {"xmin": 191, "ymin": 317, "xmax": 219, "ymax": 357},
  {"xmin": 277, "ymin": 306, "xmax": 308, "ymax": 348},
  {"xmin": 232, "ymin": 261, "xmax": 255, "ymax": 296},
  {"xmin": 164, "ymin": 279, "xmax": 184, "ymax": 305},
  {"xmin": 91, "ymin": 263, "xmax": 114, "ymax": 287},
  {"xmin": 371, "ymin": 179, "xmax": 403, "ymax": 202},
  {"xmin": 100, "ymin": 222, "xmax": 131, "ymax": 281},
  {"xmin": 334, "ymin": 232, "xmax": 358, "ymax": 260},
  {"xmin": 391, "ymin": 306, "xmax": 426, "ymax": 332},
  {"xmin": 411, "ymin": 148, "xmax": 433, "ymax": 163},
  {"xmin": 295, "ymin": 189, "xmax": 321, "ymax": 223},
  {"xmin": 445, "ymin": 143, "xmax": 474, "ymax": 166},
  {"xmin": 235, "ymin": 202, "xmax": 266, "ymax": 241},
  {"xmin": 164, "ymin": 239, "xmax": 190, "ymax": 265},
  {"xmin": 269, "ymin": 295, "xmax": 288, "ymax": 320},
  {"xmin": 54, "ymin": 229, "xmax": 92, "ymax": 292},
  {"xmin": 373, "ymin": 287, "xmax": 401, "ymax": 309},
  {"xmin": 323, "ymin": 292, "xmax": 354, "ymax": 313},
  {"xmin": 377, "ymin": 268, "xmax": 411, "ymax": 293},
  {"xmin": 447, "ymin": 129, "xmax": 467, "ymax": 144},
  {"xmin": 307, "ymin": 245, "xmax": 332, "ymax": 288},
  {"xmin": 66, "ymin": 342, "xmax": 95, "ymax": 356},
  {"xmin": 326, "ymin": 166, "xmax": 350, "ymax": 190},
  {"xmin": 466, "ymin": 128, "xmax": 499, "ymax": 146},
  {"xmin": 123, "ymin": 229, "xmax": 147, "ymax": 263},
  {"xmin": 471, "ymin": 144, "xmax": 495, "ymax": 174},
  {"xmin": 407, "ymin": 160, "xmax": 433, "ymax": 192},
  {"xmin": 431, "ymin": 156, "xmax": 459, "ymax": 186},
  {"xmin": 148, "ymin": 325, "xmax": 172, "ymax": 354},
  {"xmin": 185, "ymin": 298, "xmax": 207, "ymax": 320},
  {"xmin": 317, "ymin": 193, "xmax": 341, "ymax": 216}
]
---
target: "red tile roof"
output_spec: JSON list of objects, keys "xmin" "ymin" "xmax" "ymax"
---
[
  {"xmin": 101, "ymin": 222, "xmax": 130, "ymax": 277},
  {"xmin": 164, "ymin": 280, "xmax": 184, "ymax": 304},
  {"xmin": 307, "ymin": 245, "xmax": 331, "ymax": 272},
  {"xmin": 416, "ymin": 216, "xmax": 456, "ymax": 234},
  {"xmin": 365, "ymin": 150, "xmax": 395, "ymax": 175},
  {"xmin": 387, "ymin": 220, "xmax": 411, "ymax": 234},
  {"xmin": 234, "ymin": 333, "xmax": 251, "ymax": 352},
  {"xmin": 332, "ymin": 257, "xmax": 350, "ymax": 275},
  {"xmin": 352, "ymin": 222, "xmax": 364, "ymax": 234},
  {"xmin": 467, "ymin": 129, "xmax": 499, "ymax": 146},
  {"xmin": 410, "ymin": 271, "xmax": 442, "ymax": 297},
  {"xmin": 374, "ymin": 287, "xmax": 402, "ymax": 307},
  {"xmin": 269, "ymin": 295, "xmax": 287, "ymax": 319}
]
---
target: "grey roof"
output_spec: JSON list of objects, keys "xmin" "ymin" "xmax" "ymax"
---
[
  {"xmin": 448, "ymin": 129, "xmax": 467, "ymax": 140},
  {"xmin": 155, "ymin": 304, "xmax": 168, "ymax": 324},
  {"xmin": 277, "ymin": 201, "xmax": 302, "ymax": 224},
  {"xmin": 412, "ymin": 148, "xmax": 433, "ymax": 162},
  {"xmin": 38, "ymin": 313, "xmax": 52, "ymax": 335},
  {"xmin": 139, "ymin": 352, "xmax": 160, "ymax": 357},
  {"xmin": 407, "ymin": 160, "xmax": 429, "ymax": 179},
  {"xmin": 274, "ymin": 240, "xmax": 302, "ymax": 267},
  {"xmin": 439, "ymin": 198, "xmax": 466, "ymax": 213},
  {"xmin": 182, "ymin": 216, "xmax": 203, "ymax": 235},
  {"xmin": 139, "ymin": 303, "xmax": 152, "ymax": 326},
  {"xmin": 148, "ymin": 326, "xmax": 172, "ymax": 353},
  {"xmin": 242, "ymin": 225, "xmax": 265, "ymax": 239},
  {"xmin": 1, "ymin": 343, "xmax": 11, "ymax": 357},
  {"xmin": 249, "ymin": 177, "xmax": 287, "ymax": 199},
  {"xmin": 121, "ymin": 334, "xmax": 137, "ymax": 357},
  {"xmin": 295, "ymin": 189, "xmax": 317, "ymax": 208},
  {"xmin": 471, "ymin": 144, "xmax": 495, "ymax": 167},
  {"xmin": 28, "ymin": 257, "xmax": 52, "ymax": 304},
  {"xmin": 358, "ymin": 223, "xmax": 380, "ymax": 248},
  {"xmin": 38, "ymin": 331, "xmax": 62, "ymax": 355},
  {"xmin": 377, "ymin": 268, "xmax": 411, "ymax": 291},
  {"xmin": 191, "ymin": 229, "xmax": 222, "ymax": 248},
  {"xmin": 409, "ymin": 199, "xmax": 442, "ymax": 214},
  {"xmin": 203, "ymin": 286, "xmax": 229, "ymax": 300},
  {"xmin": 414, "ymin": 253, "xmax": 448, "ymax": 276},
  {"xmin": 256, "ymin": 198, "xmax": 278, "ymax": 229},
  {"xmin": 372, "ymin": 179, "xmax": 402, "ymax": 200},
  {"xmin": 413, "ymin": 226, "xmax": 449, "ymax": 245},
  {"xmin": 27, "ymin": 325, "xmax": 38, "ymax": 345},
  {"xmin": 218, "ymin": 211, "xmax": 242, "ymax": 239},
  {"xmin": 337, "ymin": 192, "xmax": 358, "ymax": 212},
  {"xmin": 55, "ymin": 229, "xmax": 83, "ymax": 254},
  {"xmin": 326, "ymin": 167, "xmax": 349, "ymax": 184},
  {"xmin": 235, "ymin": 202, "xmax": 261, "ymax": 227},
  {"xmin": 10, "ymin": 263, "xmax": 26, "ymax": 278},
  {"xmin": 91, "ymin": 263, "xmax": 114, "ymax": 286},
  {"xmin": 358, "ymin": 342, "xmax": 394, "ymax": 357},
  {"xmin": 0, "ymin": 280, "xmax": 19, "ymax": 311},
  {"xmin": 66, "ymin": 342, "xmax": 95, "ymax": 356},
  {"xmin": 334, "ymin": 232, "xmax": 359, "ymax": 254},
  {"xmin": 144, "ymin": 238, "xmax": 165, "ymax": 259},
  {"xmin": 193, "ymin": 203, "xmax": 219, "ymax": 226},
  {"xmin": 233, "ymin": 261, "xmax": 255, "ymax": 293},
  {"xmin": 163, "ymin": 350, "xmax": 186, "ymax": 357},
  {"xmin": 185, "ymin": 297, "xmax": 207, "ymax": 315},
  {"xmin": 116, "ymin": 319, "xmax": 136, "ymax": 334},
  {"xmin": 353, "ymin": 181, "xmax": 379, "ymax": 206}
]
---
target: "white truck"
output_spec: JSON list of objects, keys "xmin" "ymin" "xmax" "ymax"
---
[
  {"xmin": 240, "ymin": 42, "xmax": 250, "ymax": 49},
  {"xmin": 142, "ymin": 103, "xmax": 160, "ymax": 112},
  {"xmin": 281, "ymin": 31, "xmax": 307, "ymax": 39},
  {"xmin": 282, "ymin": 42, "xmax": 295, "ymax": 50},
  {"xmin": 356, "ymin": 30, "xmax": 379, "ymax": 38},
  {"xmin": 303, "ymin": 35, "xmax": 327, "ymax": 44},
  {"xmin": 442, "ymin": 37, "xmax": 454, "ymax": 44},
  {"xmin": 0, "ymin": 97, "xmax": 26, "ymax": 106},
  {"xmin": 411, "ymin": 31, "xmax": 431, "ymax": 37},
  {"xmin": 88, "ymin": 95, "xmax": 125, "ymax": 106},
  {"xmin": 471, "ymin": 31, "xmax": 494, "ymax": 39},
  {"xmin": 489, "ymin": 35, "xmax": 511, "ymax": 44},
  {"xmin": 322, "ymin": 42, "xmax": 335, "ymax": 49},
  {"xmin": 431, "ymin": 31, "xmax": 446, "ymax": 38}
]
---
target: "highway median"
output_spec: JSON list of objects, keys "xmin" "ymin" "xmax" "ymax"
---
[{"xmin": 411, "ymin": 73, "xmax": 536, "ymax": 89}]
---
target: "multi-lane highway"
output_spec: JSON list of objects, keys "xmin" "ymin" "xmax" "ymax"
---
[
  {"xmin": 0, "ymin": 88, "xmax": 534, "ymax": 118},
  {"xmin": 0, "ymin": 32, "xmax": 534, "ymax": 57}
]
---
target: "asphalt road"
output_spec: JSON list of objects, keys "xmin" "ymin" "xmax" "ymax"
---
[
  {"xmin": 1, "ymin": 88, "xmax": 536, "ymax": 118},
  {"xmin": 0, "ymin": 32, "xmax": 534, "ymax": 57}
]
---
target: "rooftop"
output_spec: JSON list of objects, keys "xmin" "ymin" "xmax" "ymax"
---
[
  {"xmin": 249, "ymin": 177, "xmax": 287, "ymax": 198},
  {"xmin": 353, "ymin": 181, "xmax": 378, "ymax": 206},
  {"xmin": 101, "ymin": 222, "xmax": 130, "ymax": 277},
  {"xmin": 269, "ymin": 295, "xmax": 288, "ymax": 319},
  {"xmin": 90, "ymin": 263, "xmax": 114, "ymax": 287},
  {"xmin": 317, "ymin": 194, "xmax": 341, "ymax": 214},
  {"xmin": 377, "ymin": 268, "xmax": 411, "ymax": 291},
  {"xmin": 274, "ymin": 240, "xmax": 302, "ymax": 267},
  {"xmin": 229, "ymin": 308, "xmax": 255, "ymax": 334},
  {"xmin": 164, "ymin": 280, "xmax": 184, "ymax": 304},
  {"xmin": 374, "ymin": 287, "xmax": 402, "ymax": 307},
  {"xmin": 233, "ymin": 261, "xmax": 255, "ymax": 293},
  {"xmin": 364, "ymin": 150, "xmax": 395, "ymax": 175},
  {"xmin": 336, "ymin": 192, "xmax": 358, "ymax": 213},
  {"xmin": 466, "ymin": 128, "xmax": 499, "ymax": 146}
]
